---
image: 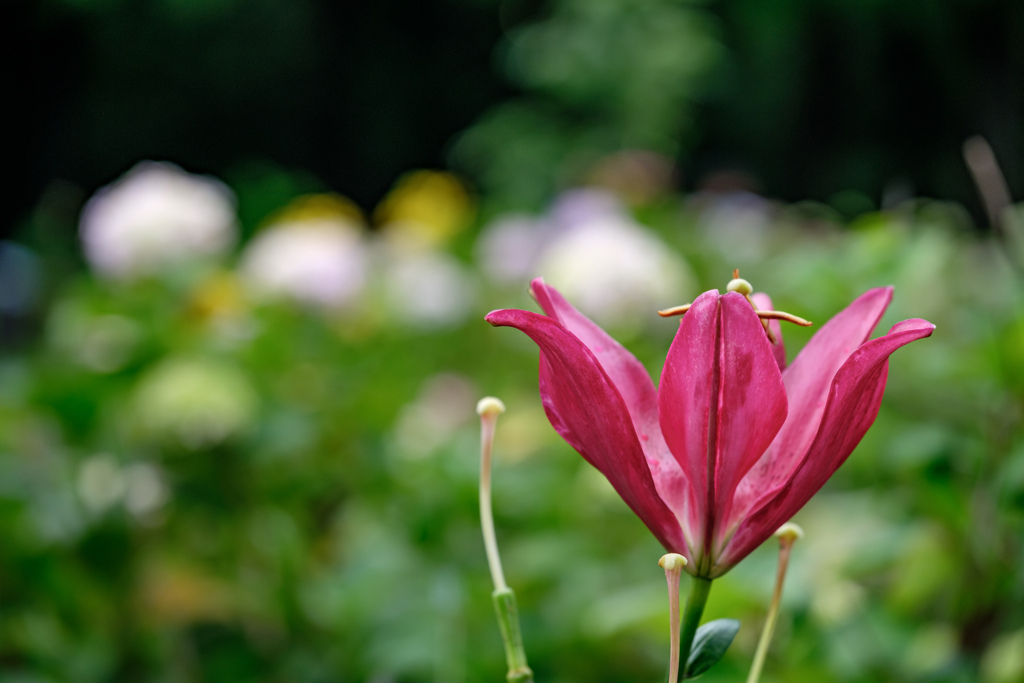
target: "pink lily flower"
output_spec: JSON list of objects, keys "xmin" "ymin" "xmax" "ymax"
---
[{"xmin": 486, "ymin": 278, "xmax": 934, "ymax": 578}]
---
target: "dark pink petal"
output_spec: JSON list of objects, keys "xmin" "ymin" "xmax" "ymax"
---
[
  {"xmin": 486, "ymin": 307, "xmax": 691, "ymax": 559},
  {"xmin": 713, "ymin": 317, "xmax": 935, "ymax": 575},
  {"xmin": 751, "ymin": 292, "xmax": 786, "ymax": 371},
  {"xmin": 729, "ymin": 287, "xmax": 893, "ymax": 524},
  {"xmin": 658, "ymin": 291, "xmax": 787, "ymax": 572},
  {"xmin": 529, "ymin": 278, "xmax": 664, "ymax": 456},
  {"xmin": 528, "ymin": 278, "xmax": 696, "ymax": 539}
]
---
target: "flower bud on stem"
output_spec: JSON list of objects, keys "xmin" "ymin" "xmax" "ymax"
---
[
  {"xmin": 477, "ymin": 397, "xmax": 534, "ymax": 683},
  {"xmin": 746, "ymin": 522, "xmax": 804, "ymax": 683},
  {"xmin": 659, "ymin": 554, "xmax": 688, "ymax": 683}
]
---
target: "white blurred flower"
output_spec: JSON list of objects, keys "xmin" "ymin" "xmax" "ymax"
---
[
  {"xmin": 476, "ymin": 189, "xmax": 629, "ymax": 286},
  {"xmin": 475, "ymin": 214, "xmax": 551, "ymax": 284},
  {"xmin": 548, "ymin": 188, "xmax": 630, "ymax": 228},
  {"xmin": 476, "ymin": 188, "xmax": 694, "ymax": 329},
  {"xmin": 392, "ymin": 373, "xmax": 477, "ymax": 459},
  {"xmin": 80, "ymin": 161, "xmax": 237, "ymax": 279},
  {"xmin": 538, "ymin": 216, "xmax": 693, "ymax": 329},
  {"xmin": 77, "ymin": 454, "xmax": 125, "ymax": 513},
  {"xmin": 379, "ymin": 246, "xmax": 475, "ymax": 329},
  {"xmin": 123, "ymin": 463, "xmax": 170, "ymax": 518},
  {"xmin": 240, "ymin": 218, "xmax": 368, "ymax": 309}
]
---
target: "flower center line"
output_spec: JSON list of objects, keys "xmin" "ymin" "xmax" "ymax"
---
[{"xmin": 702, "ymin": 299, "xmax": 723, "ymax": 577}]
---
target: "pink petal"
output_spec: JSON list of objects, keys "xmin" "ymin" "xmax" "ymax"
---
[
  {"xmin": 713, "ymin": 317, "xmax": 935, "ymax": 575},
  {"xmin": 529, "ymin": 278, "xmax": 664, "ymax": 456},
  {"xmin": 729, "ymin": 287, "xmax": 893, "ymax": 525},
  {"xmin": 658, "ymin": 291, "xmax": 787, "ymax": 572},
  {"xmin": 486, "ymin": 307, "xmax": 691, "ymax": 559},
  {"xmin": 528, "ymin": 279, "xmax": 693, "ymax": 530},
  {"xmin": 751, "ymin": 292, "xmax": 786, "ymax": 371}
]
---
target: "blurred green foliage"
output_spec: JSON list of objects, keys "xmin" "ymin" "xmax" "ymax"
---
[
  {"xmin": 5, "ymin": 0, "xmax": 1024, "ymax": 681},
  {"xmin": 4, "ymin": 170, "xmax": 1024, "ymax": 681}
]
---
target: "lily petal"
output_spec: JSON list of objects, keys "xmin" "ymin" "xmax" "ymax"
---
[
  {"xmin": 730, "ymin": 287, "xmax": 893, "ymax": 522},
  {"xmin": 528, "ymin": 278, "xmax": 694, "ymax": 540},
  {"xmin": 714, "ymin": 317, "xmax": 935, "ymax": 575},
  {"xmin": 530, "ymin": 278, "xmax": 665, "ymax": 457},
  {"xmin": 658, "ymin": 291, "xmax": 787, "ymax": 571},
  {"xmin": 486, "ymin": 307, "xmax": 690, "ymax": 559},
  {"xmin": 751, "ymin": 292, "xmax": 786, "ymax": 371}
]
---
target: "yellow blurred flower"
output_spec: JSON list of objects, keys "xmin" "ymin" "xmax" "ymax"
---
[
  {"xmin": 374, "ymin": 170, "xmax": 473, "ymax": 248},
  {"xmin": 188, "ymin": 269, "xmax": 247, "ymax": 321},
  {"xmin": 268, "ymin": 192, "xmax": 364, "ymax": 225},
  {"xmin": 137, "ymin": 561, "xmax": 236, "ymax": 625}
]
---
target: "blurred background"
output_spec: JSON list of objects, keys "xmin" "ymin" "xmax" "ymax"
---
[{"xmin": 3, "ymin": 0, "xmax": 1024, "ymax": 681}]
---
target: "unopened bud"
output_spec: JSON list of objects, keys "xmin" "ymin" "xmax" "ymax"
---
[
  {"xmin": 476, "ymin": 396, "xmax": 506, "ymax": 417},
  {"xmin": 774, "ymin": 522, "xmax": 804, "ymax": 544},
  {"xmin": 658, "ymin": 553, "xmax": 687, "ymax": 572}
]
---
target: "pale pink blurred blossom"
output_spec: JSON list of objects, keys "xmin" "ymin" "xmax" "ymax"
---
[
  {"xmin": 539, "ymin": 215, "xmax": 692, "ymax": 329},
  {"xmin": 475, "ymin": 214, "xmax": 552, "ymax": 284},
  {"xmin": 380, "ymin": 247, "xmax": 475, "ymax": 328},
  {"xmin": 240, "ymin": 219, "xmax": 368, "ymax": 309}
]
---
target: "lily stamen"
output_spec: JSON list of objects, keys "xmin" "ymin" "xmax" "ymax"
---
[
  {"xmin": 657, "ymin": 303, "xmax": 692, "ymax": 317},
  {"xmin": 755, "ymin": 310, "xmax": 812, "ymax": 326},
  {"xmin": 657, "ymin": 269, "xmax": 812, "ymax": 344}
]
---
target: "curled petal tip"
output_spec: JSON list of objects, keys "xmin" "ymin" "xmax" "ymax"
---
[
  {"xmin": 477, "ymin": 396, "xmax": 506, "ymax": 417},
  {"xmin": 888, "ymin": 318, "xmax": 936, "ymax": 337},
  {"xmin": 528, "ymin": 277, "xmax": 547, "ymax": 301},
  {"xmin": 484, "ymin": 309, "xmax": 509, "ymax": 326}
]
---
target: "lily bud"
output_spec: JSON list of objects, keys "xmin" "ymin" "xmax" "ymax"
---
[
  {"xmin": 774, "ymin": 522, "xmax": 804, "ymax": 544},
  {"xmin": 477, "ymin": 396, "xmax": 507, "ymax": 417},
  {"xmin": 659, "ymin": 553, "xmax": 688, "ymax": 572}
]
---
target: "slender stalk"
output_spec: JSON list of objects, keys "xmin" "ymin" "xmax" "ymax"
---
[
  {"xmin": 478, "ymin": 398, "xmax": 507, "ymax": 592},
  {"xmin": 492, "ymin": 588, "xmax": 532, "ymax": 683},
  {"xmin": 477, "ymin": 397, "xmax": 533, "ymax": 683},
  {"xmin": 746, "ymin": 523, "xmax": 803, "ymax": 683},
  {"xmin": 963, "ymin": 136, "xmax": 1013, "ymax": 236},
  {"xmin": 659, "ymin": 554, "xmax": 688, "ymax": 683},
  {"xmin": 679, "ymin": 576, "xmax": 713, "ymax": 672}
]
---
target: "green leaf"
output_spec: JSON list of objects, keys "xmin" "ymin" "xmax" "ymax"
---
[{"xmin": 684, "ymin": 618, "xmax": 740, "ymax": 679}]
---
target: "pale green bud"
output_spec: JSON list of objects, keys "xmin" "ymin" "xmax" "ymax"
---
[
  {"xmin": 476, "ymin": 396, "xmax": 507, "ymax": 417},
  {"xmin": 658, "ymin": 553, "xmax": 688, "ymax": 572},
  {"xmin": 774, "ymin": 522, "xmax": 804, "ymax": 543},
  {"xmin": 726, "ymin": 277, "xmax": 753, "ymax": 295}
]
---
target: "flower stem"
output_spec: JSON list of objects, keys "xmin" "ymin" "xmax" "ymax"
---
[
  {"xmin": 679, "ymin": 575, "xmax": 713, "ymax": 674},
  {"xmin": 746, "ymin": 524, "xmax": 802, "ymax": 683},
  {"xmin": 478, "ymin": 398, "xmax": 507, "ymax": 592},
  {"xmin": 492, "ymin": 587, "xmax": 533, "ymax": 683},
  {"xmin": 477, "ymin": 398, "xmax": 533, "ymax": 683}
]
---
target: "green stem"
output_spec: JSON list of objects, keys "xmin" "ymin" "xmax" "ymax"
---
[
  {"xmin": 492, "ymin": 587, "xmax": 534, "ymax": 683},
  {"xmin": 679, "ymin": 576, "xmax": 713, "ymax": 675}
]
